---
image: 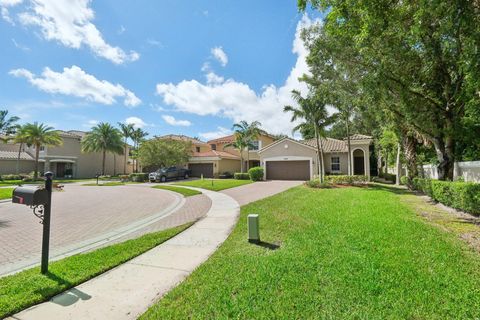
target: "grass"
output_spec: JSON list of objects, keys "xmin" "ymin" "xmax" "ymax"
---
[
  {"xmin": 141, "ymin": 185, "xmax": 480, "ymax": 319},
  {"xmin": 0, "ymin": 179, "xmax": 94, "ymax": 187},
  {"xmin": 82, "ymin": 182, "xmax": 125, "ymax": 186},
  {"xmin": 174, "ymin": 179, "xmax": 253, "ymax": 191},
  {"xmin": 152, "ymin": 185, "xmax": 202, "ymax": 197},
  {"xmin": 0, "ymin": 188, "xmax": 14, "ymax": 200},
  {"xmin": 0, "ymin": 223, "xmax": 192, "ymax": 318}
]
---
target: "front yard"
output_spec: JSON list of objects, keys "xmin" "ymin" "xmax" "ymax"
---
[
  {"xmin": 0, "ymin": 188, "xmax": 13, "ymax": 200},
  {"xmin": 174, "ymin": 179, "xmax": 253, "ymax": 191},
  {"xmin": 142, "ymin": 185, "xmax": 480, "ymax": 319}
]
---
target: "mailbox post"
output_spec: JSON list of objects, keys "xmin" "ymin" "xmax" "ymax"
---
[{"xmin": 41, "ymin": 171, "xmax": 53, "ymax": 274}]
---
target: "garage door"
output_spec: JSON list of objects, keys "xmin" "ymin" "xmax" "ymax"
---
[
  {"xmin": 189, "ymin": 163, "xmax": 214, "ymax": 178},
  {"xmin": 266, "ymin": 160, "xmax": 310, "ymax": 180}
]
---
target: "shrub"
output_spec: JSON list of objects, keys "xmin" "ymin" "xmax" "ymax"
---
[
  {"xmin": 129, "ymin": 173, "xmax": 148, "ymax": 182},
  {"xmin": 219, "ymin": 172, "xmax": 233, "ymax": 179},
  {"xmin": 1, "ymin": 174, "xmax": 22, "ymax": 180},
  {"xmin": 412, "ymin": 178, "xmax": 480, "ymax": 215},
  {"xmin": 234, "ymin": 173, "xmax": 250, "ymax": 180},
  {"xmin": 248, "ymin": 166, "xmax": 264, "ymax": 181},
  {"xmin": 305, "ymin": 179, "xmax": 332, "ymax": 189},
  {"xmin": 118, "ymin": 174, "xmax": 130, "ymax": 182},
  {"xmin": 325, "ymin": 175, "xmax": 368, "ymax": 185}
]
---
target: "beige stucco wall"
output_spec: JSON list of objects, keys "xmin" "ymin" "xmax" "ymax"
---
[
  {"xmin": 216, "ymin": 134, "xmax": 276, "ymax": 160},
  {"xmin": 324, "ymin": 152, "xmax": 349, "ymax": 175},
  {"xmin": 218, "ymin": 159, "xmax": 241, "ymax": 175},
  {"xmin": 0, "ymin": 160, "xmax": 35, "ymax": 175}
]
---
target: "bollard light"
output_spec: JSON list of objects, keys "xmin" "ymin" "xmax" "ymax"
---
[{"xmin": 247, "ymin": 214, "xmax": 260, "ymax": 243}]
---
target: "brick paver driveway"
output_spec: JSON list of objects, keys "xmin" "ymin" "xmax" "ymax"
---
[
  {"xmin": 221, "ymin": 180, "xmax": 303, "ymax": 206},
  {"xmin": 0, "ymin": 184, "xmax": 189, "ymax": 276}
]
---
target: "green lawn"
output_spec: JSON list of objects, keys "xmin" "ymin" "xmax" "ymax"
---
[
  {"xmin": 0, "ymin": 223, "xmax": 192, "ymax": 318},
  {"xmin": 82, "ymin": 182, "xmax": 125, "ymax": 186},
  {"xmin": 0, "ymin": 179, "xmax": 94, "ymax": 187},
  {"xmin": 152, "ymin": 185, "xmax": 202, "ymax": 197},
  {"xmin": 174, "ymin": 179, "xmax": 253, "ymax": 191},
  {"xmin": 0, "ymin": 188, "xmax": 14, "ymax": 200},
  {"xmin": 141, "ymin": 185, "xmax": 480, "ymax": 319}
]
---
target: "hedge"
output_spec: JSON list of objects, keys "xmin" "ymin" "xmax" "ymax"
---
[
  {"xmin": 234, "ymin": 173, "xmax": 250, "ymax": 180},
  {"xmin": 412, "ymin": 178, "xmax": 480, "ymax": 215},
  {"xmin": 248, "ymin": 167, "xmax": 264, "ymax": 181},
  {"xmin": 325, "ymin": 175, "xmax": 369, "ymax": 185},
  {"xmin": 129, "ymin": 173, "xmax": 148, "ymax": 182}
]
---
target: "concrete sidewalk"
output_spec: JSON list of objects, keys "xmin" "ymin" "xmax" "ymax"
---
[{"xmin": 10, "ymin": 187, "xmax": 240, "ymax": 320}]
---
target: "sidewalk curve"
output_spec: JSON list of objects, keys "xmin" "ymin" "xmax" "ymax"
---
[{"xmin": 10, "ymin": 187, "xmax": 240, "ymax": 320}]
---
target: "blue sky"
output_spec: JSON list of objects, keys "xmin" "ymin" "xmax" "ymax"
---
[{"xmin": 0, "ymin": 0, "xmax": 320, "ymax": 141}]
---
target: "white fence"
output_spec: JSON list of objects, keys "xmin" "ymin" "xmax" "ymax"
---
[{"xmin": 422, "ymin": 161, "xmax": 480, "ymax": 183}]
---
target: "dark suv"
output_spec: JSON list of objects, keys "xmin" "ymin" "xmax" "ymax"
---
[{"xmin": 149, "ymin": 167, "xmax": 191, "ymax": 183}]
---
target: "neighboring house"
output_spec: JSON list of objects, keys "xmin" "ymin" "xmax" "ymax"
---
[
  {"xmin": 0, "ymin": 131, "xmax": 131, "ymax": 178},
  {"xmin": 187, "ymin": 132, "xmax": 276, "ymax": 178},
  {"xmin": 258, "ymin": 134, "xmax": 373, "ymax": 180}
]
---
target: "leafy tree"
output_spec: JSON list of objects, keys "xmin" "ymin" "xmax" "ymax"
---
[
  {"xmin": 0, "ymin": 110, "xmax": 19, "ymax": 139},
  {"xmin": 300, "ymin": 0, "xmax": 480, "ymax": 180},
  {"xmin": 131, "ymin": 128, "xmax": 149, "ymax": 172},
  {"xmin": 138, "ymin": 139, "xmax": 191, "ymax": 170},
  {"xmin": 284, "ymin": 89, "xmax": 336, "ymax": 182},
  {"xmin": 378, "ymin": 129, "xmax": 398, "ymax": 175},
  {"xmin": 81, "ymin": 123, "xmax": 123, "ymax": 175},
  {"xmin": 229, "ymin": 120, "xmax": 263, "ymax": 171},
  {"xmin": 118, "ymin": 122, "xmax": 134, "ymax": 174},
  {"xmin": 21, "ymin": 122, "xmax": 62, "ymax": 179}
]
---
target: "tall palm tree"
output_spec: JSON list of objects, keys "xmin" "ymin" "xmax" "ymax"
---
[
  {"xmin": 336, "ymin": 104, "xmax": 354, "ymax": 175},
  {"xmin": 81, "ymin": 123, "xmax": 124, "ymax": 175},
  {"xmin": 21, "ymin": 122, "xmax": 62, "ymax": 179},
  {"xmin": 13, "ymin": 124, "xmax": 29, "ymax": 174},
  {"xmin": 118, "ymin": 122, "xmax": 134, "ymax": 174},
  {"xmin": 224, "ymin": 131, "xmax": 249, "ymax": 173},
  {"xmin": 130, "ymin": 128, "xmax": 148, "ymax": 172},
  {"xmin": 284, "ymin": 90, "xmax": 335, "ymax": 183},
  {"xmin": 0, "ymin": 110, "xmax": 20, "ymax": 140},
  {"xmin": 231, "ymin": 120, "xmax": 263, "ymax": 170}
]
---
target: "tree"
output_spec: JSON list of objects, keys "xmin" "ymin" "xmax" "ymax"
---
[
  {"xmin": 300, "ymin": 0, "xmax": 480, "ymax": 180},
  {"xmin": 284, "ymin": 90, "xmax": 335, "ymax": 183},
  {"xmin": 131, "ymin": 128, "xmax": 148, "ymax": 172},
  {"xmin": 0, "ymin": 110, "xmax": 19, "ymax": 139},
  {"xmin": 118, "ymin": 122, "xmax": 134, "ymax": 174},
  {"xmin": 13, "ymin": 124, "xmax": 29, "ymax": 174},
  {"xmin": 21, "ymin": 122, "xmax": 62, "ymax": 179},
  {"xmin": 138, "ymin": 139, "xmax": 191, "ymax": 170},
  {"xmin": 224, "ymin": 131, "xmax": 249, "ymax": 173},
  {"xmin": 229, "ymin": 120, "xmax": 263, "ymax": 171},
  {"xmin": 378, "ymin": 129, "xmax": 398, "ymax": 175},
  {"xmin": 81, "ymin": 123, "xmax": 123, "ymax": 175}
]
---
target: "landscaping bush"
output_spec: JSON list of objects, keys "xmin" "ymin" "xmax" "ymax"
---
[
  {"xmin": 400, "ymin": 176, "xmax": 409, "ymax": 185},
  {"xmin": 1, "ymin": 174, "xmax": 22, "ymax": 180},
  {"xmin": 248, "ymin": 166, "xmax": 264, "ymax": 181},
  {"xmin": 412, "ymin": 178, "xmax": 480, "ymax": 215},
  {"xmin": 234, "ymin": 173, "xmax": 250, "ymax": 180},
  {"xmin": 219, "ymin": 172, "xmax": 233, "ymax": 179},
  {"xmin": 118, "ymin": 174, "xmax": 130, "ymax": 182},
  {"xmin": 129, "ymin": 173, "xmax": 148, "ymax": 182},
  {"xmin": 325, "ymin": 175, "xmax": 369, "ymax": 185},
  {"xmin": 305, "ymin": 179, "xmax": 332, "ymax": 188}
]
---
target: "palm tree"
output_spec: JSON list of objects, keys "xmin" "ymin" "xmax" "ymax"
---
[
  {"xmin": 21, "ymin": 122, "xmax": 62, "ymax": 179},
  {"xmin": 224, "ymin": 131, "xmax": 249, "ymax": 173},
  {"xmin": 336, "ymin": 104, "xmax": 354, "ymax": 175},
  {"xmin": 118, "ymin": 122, "xmax": 134, "ymax": 174},
  {"xmin": 230, "ymin": 120, "xmax": 263, "ymax": 171},
  {"xmin": 284, "ymin": 90, "xmax": 335, "ymax": 183},
  {"xmin": 81, "ymin": 123, "xmax": 124, "ymax": 175},
  {"xmin": 130, "ymin": 128, "xmax": 148, "ymax": 172},
  {"xmin": 0, "ymin": 110, "xmax": 20, "ymax": 140},
  {"xmin": 13, "ymin": 124, "xmax": 29, "ymax": 174}
]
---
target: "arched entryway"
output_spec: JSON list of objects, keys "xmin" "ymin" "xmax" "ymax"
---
[{"xmin": 353, "ymin": 149, "xmax": 365, "ymax": 175}]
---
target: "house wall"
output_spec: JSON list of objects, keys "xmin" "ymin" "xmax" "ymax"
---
[
  {"xmin": 0, "ymin": 160, "xmax": 35, "ymax": 175},
  {"xmin": 422, "ymin": 161, "xmax": 480, "ymax": 183},
  {"xmin": 324, "ymin": 153, "xmax": 349, "ymax": 175},
  {"xmin": 216, "ymin": 134, "xmax": 276, "ymax": 160},
  {"xmin": 218, "ymin": 159, "xmax": 241, "ymax": 175}
]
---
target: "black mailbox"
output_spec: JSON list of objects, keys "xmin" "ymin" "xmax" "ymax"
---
[{"xmin": 12, "ymin": 187, "xmax": 48, "ymax": 206}]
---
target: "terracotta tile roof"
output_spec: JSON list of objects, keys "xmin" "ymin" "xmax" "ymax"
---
[
  {"xmin": 347, "ymin": 134, "xmax": 372, "ymax": 140},
  {"xmin": 207, "ymin": 135, "xmax": 235, "ymax": 144},
  {"xmin": 158, "ymin": 134, "xmax": 208, "ymax": 145},
  {"xmin": 0, "ymin": 150, "xmax": 34, "ymax": 161},
  {"xmin": 191, "ymin": 150, "xmax": 239, "ymax": 159},
  {"xmin": 302, "ymin": 138, "xmax": 348, "ymax": 152}
]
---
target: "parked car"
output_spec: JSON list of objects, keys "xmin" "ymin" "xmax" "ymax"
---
[{"xmin": 149, "ymin": 166, "xmax": 191, "ymax": 183}]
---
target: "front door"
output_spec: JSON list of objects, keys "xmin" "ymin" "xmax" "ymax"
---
[
  {"xmin": 354, "ymin": 157, "xmax": 365, "ymax": 175},
  {"xmin": 56, "ymin": 163, "xmax": 66, "ymax": 178}
]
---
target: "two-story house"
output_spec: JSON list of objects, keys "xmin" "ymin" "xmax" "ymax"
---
[{"xmin": 0, "ymin": 130, "xmax": 131, "ymax": 178}]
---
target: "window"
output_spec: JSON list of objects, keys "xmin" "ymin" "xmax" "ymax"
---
[
  {"xmin": 39, "ymin": 146, "xmax": 45, "ymax": 151},
  {"xmin": 210, "ymin": 144, "xmax": 216, "ymax": 150},
  {"xmin": 331, "ymin": 157, "xmax": 340, "ymax": 172},
  {"xmin": 196, "ymin": 146, "xmax": 201, "ymax": 152},
  {"xmin": 250, "ymin": 140, "xmax": 260, "ymax": 151}
]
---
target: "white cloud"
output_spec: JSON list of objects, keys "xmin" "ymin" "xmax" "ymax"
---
[
  {"xmin": 211, "ymin": 46, "xmax": 228, "ymax": 67},
  {"xmin": 155, "ymin": 15, "xmax": 316, "ymax": 136},
  {"xmin": 198, "ymin": 126, "xmax": 231, "ymax": 141},
  {"xmin": 10, "ymin": 65, "xmax": 141, "ymax": 107},
  {"xmin": 162, "ymin": 115, "xmax": 191, "ymax": 127},
  {"xmin": 205, "ymin": 72, "xmax": 224, "ymax": 85},
  {"xmin": 11, "ymin": 38, "xmax": 30, "ymax": 51},
  {"xmin": 4, "ymin": 0, "xmax": 138, "ymax": 64},
  {"xmin": 82, "ymin": 119, "xmax": 98, "ymax": 128},
  {"xmin": 125, "ymin": 116, "xmax": 147, "ymax": 129}
]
